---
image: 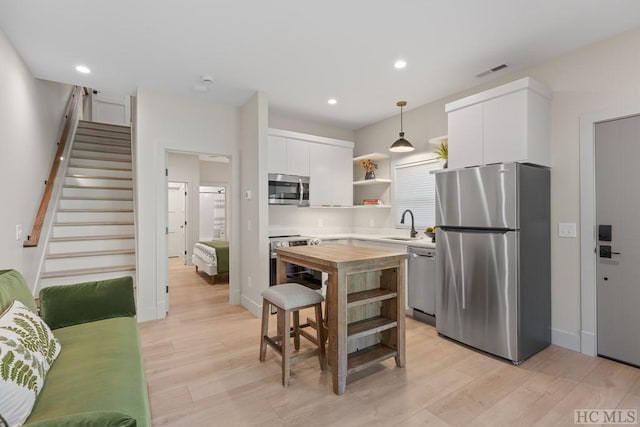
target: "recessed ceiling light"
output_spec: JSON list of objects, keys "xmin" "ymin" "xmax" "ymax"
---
[
  {"xmin": 75, "ymin": 65, "xmax": 91, "ymax": 74},
  {"xmin": 328, "ymin": 98, "xmax": 337, "ymax": 105},
  {"xmin": 394, "ymin": 60, "xmax": 407, "ymax": 69}
]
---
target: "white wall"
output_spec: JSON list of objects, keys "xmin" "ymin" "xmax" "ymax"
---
[
  {"xmin": 168, "ymin": 153, "xmax": 200, "ymax": 263},
  {"xmin": 135, "ymin": 87, "xmax": 241, "ymax": 321},
  {"xmin": 239, "ymin": 92, "xmax": 270, "ymax": 317},
  {"xmin": 355, "ymin": 27, "xmax": 640, "ymax": 352},
  {"xmin": 269, "ymin": 112, "xmax": 355, "ymax": 142},
  {"xmin": 0, "ymin": 29, "xmax": 72, "ymax": 288},
  {"xmin": 199, "ymin": 160, "xmax": 229, "ymax": 185}
]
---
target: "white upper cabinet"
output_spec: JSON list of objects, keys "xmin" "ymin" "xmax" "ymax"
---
[
  {"xmin": 267, "ymin": 135, "xmax": 287, "ymax": 174},
  {"xmin": 286, "ymin": 138, "xmax": 310, "ymax": 177},
  {"xmin": 309, "ymin": 143, "xmax": 353, "ymax": 207},
  {"xmin": 269, "ymin": 129, "xmax": 354, "ymax": 207},
  {"xmin": 446, "ymin": 77, "xmax": 552, "ymax": 169},
  {"xmin": 267, "ymin": 135, "xmax": 310, "ymax": 176}
]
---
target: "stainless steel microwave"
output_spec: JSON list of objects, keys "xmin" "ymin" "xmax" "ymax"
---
[{"xmin": 268, "ymin": 173, "xmax": 310, "ymax": 206}]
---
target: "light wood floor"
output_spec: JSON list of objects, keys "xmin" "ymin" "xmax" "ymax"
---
[{"xmin": 139, "ymin": 258, "xmax": 640, "ymax": 426}]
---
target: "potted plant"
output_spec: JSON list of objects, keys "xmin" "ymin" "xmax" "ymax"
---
[
  {"xmin": 360, "ymin": 159, "xmax": 377, "ymax": 180},
  {"xmin": 433, "ymin": 138, "xmax": 448, "ymax": 168}
]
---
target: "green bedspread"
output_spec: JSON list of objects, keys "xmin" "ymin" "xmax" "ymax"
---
[{"xmin": 199, "ymin": 240, "xmax": 229, "ymax": 275}]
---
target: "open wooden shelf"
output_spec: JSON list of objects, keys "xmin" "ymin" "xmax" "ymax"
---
[
  {"xmin": 347, "ymin": 316, "xmax": 397, "ymax": 341},
  {"xmin": 353, "ymin": 152, "xmax": 390, "ymax": 163},
  {"xmin": 347, "ymin": 289, "xmax": 397, "ymax": 308},
  {"xmin": 347, "ymin": 343, "xmax": 397, "ymax": 375},
  {"xmin": 353, "ymin": 178, "xmax": 391, "ymax": 186}
]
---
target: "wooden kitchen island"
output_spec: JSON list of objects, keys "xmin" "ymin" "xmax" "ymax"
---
[{"xmin": 275, "ymin": 244, "xmax": 407, "ymax": 395}]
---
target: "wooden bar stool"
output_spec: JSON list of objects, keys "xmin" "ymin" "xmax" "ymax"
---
[{"xmin": 259, "ymin": 283, "xmax": 327, "ymax": 387}]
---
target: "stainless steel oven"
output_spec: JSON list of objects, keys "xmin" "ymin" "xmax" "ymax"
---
[
  {"xmin": 269, "ymin": 235, "xmax": 321, "ymax": 289},
  {"xmin": 268, "ymin": 174, "xmax": 310, "ymax": 206}
]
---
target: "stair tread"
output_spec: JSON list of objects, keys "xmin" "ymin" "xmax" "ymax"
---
[
  {"xmin": 78, "ymin": 120, "xmax": 131, "ymax": 131},
  {"xmin": 71, "ymin": 155, "xmax": 132, "ymax": 163},
  {"xmin": 67, "ymin": 174, "xmax": 132, "ymax": 181},
  {"xmin": 57, "ymin": 208, "xmax": 134, "ymax": 212},
  {"xmin": 72, "ymin": 148, "xmax": 131, "ymax": 156},
  {"xmin": 54, "ymin": 221, "xmax": 134, "ymax": 226},
  {"xmin": 75, "ymin": 129, "xmax": 131, "ymax": 139},
  {"xmin": 61, "ymin": 196, "xmax": 133, "ymax": 201},
  {"xmin": 40, "ymin": 265, "xmax": 136, "ymax": 279},
  {"xmin": 50, "ymin": 235, "xmax": 135, "ymax": 242},
  {"xmin": 47, "ymin": 249, "xmax": 135, "ymax": 259},
  {"xmin": 68, "ymin": 165, "xmax": 132, "ymax": 172},
  {"xmin": 73, "ymin": 140, "xmax": 131, "ymax": 149},
  {"xmin": 64, "ymin": 185, "xmax": 133, "ymax": 190}
]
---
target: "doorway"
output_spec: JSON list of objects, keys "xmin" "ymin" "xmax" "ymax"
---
[
  {"xmin": 165, "ymin": 151, "xmax": 231, "ymax": 313},
  {"xmin": 594, "ymin": 114, "xmax": 640, "ymax": 367},
  {"xmin": 167, "ymin": 182, "xmax": 187, "ymax": 262}
]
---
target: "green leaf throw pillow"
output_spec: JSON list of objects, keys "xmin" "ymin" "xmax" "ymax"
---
[{"xmin": 0, "ymin": 301, "xmax": 62, "ymax": 426}]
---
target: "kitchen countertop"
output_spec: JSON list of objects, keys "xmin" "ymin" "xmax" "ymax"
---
[{"xmin": 312, "ymin": 233, "xmax": 436, "ymax": 249}]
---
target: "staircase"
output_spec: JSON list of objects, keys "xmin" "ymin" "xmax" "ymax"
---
[{"xmin": 39, "ymin": 120, "xmax": 136, "ymax": 288}]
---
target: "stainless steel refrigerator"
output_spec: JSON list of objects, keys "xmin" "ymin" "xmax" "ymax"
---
[{"xmin": 435, "ymin": 162, "xmax": 550, "ymax": 364}]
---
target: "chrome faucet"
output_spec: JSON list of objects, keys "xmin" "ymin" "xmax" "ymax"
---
[{"xmin": 400, "ymin": 209, "xmax": 417, "ymax": 238}]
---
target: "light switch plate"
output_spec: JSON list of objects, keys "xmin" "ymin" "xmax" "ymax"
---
[{"xmin": 558, "ymin": 222, "xmax": 577, "ymax": 238}]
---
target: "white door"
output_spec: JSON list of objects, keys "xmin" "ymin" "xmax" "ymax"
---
[
  {"xmin": 595, "ymin": 114, "xmax": 640, "ymax": 367},
  {"xmin": 168, "ymin": 182, "xmax": 187, "ymax": 262},
  {"xmin": 92, "ymin": 91, "xmax": 131, "ymax": 125}
]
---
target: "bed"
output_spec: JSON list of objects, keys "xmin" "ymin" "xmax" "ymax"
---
[{"xmin": 192, "ymin": 240, "xmax": 229, "ymax": 284}]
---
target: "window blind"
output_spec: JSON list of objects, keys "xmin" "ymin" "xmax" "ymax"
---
[{"xmin": 394, "ymin": 160, "xmax": 441, "ymax": 229}]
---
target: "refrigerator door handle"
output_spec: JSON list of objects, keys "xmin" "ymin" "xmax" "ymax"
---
[{"xmin": 439, "ymin": 226, "xmax": 512, "ymax": 234}]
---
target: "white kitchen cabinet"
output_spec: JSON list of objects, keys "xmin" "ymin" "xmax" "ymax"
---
[
  {"xmin": 267, "ymin": 135, "xmax": 287, "ymax": 174},
  {"xmin": 310, "ymin": 143, "xmax": 353, "ymax": 207},
  {"xmin": 286, "ymin": 138, "xmax": 310, "ymax": 176},
  {"xmin": 447, "ymin": 104, "xmax": 483, "ymax": 169},
  {"xmin": 267, "ymin": 136, "xmax": 310, "ymax": 176},
  {"xmin": 446, "ymin": 77, "xmax": 552, "ymax": 169}
]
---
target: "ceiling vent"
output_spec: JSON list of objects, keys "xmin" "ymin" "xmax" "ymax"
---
[{"xmin": 476, "ymin": 63, "xmax": 508, "ymax": 78}]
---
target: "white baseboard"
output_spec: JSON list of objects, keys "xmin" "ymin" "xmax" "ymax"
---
[
  {"xmin": 551, "ymin": 328, "xmax": 580, "ymax": 352},
  {"xmin": 138, "ymin": 304, "xmax": 162, "ymax": 322},
  {"xmin": 241, "ymin": 294, "xmax": 261, "ymax": 318},
  {"xmin": 581, "ymin": 330, "xmax": 596, "ymax": 356}
]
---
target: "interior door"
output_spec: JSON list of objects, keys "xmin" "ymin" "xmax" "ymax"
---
[
  {"xmin": 595, "ymin": 114, "xmax": 640, "ymax": 367},
  {"xmin": 168, "ymin": 182, "xmax": 187, "ymax": 262},
  {"xmin": 92, "ymin": 91, "xmax": 131, "ymax": 125}
]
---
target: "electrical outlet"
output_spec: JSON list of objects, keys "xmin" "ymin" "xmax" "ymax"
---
[
  {"xmin": 558, "ymin": 222, "xmax": 577, "ymax": 238},
  {"xmin": 15, "ymin": 224, "xmax": 23, "ymax": 240},
  {"xmin": 247, "ymin": 276, "xmax": 252, "ymax": 289},
  {"xmin": 318, "ymin": 217, "xmax": 324, "ymax": 227},
  {"xmin": 369, "ymin": 218, "xmax": 375, "ymax": 227}
]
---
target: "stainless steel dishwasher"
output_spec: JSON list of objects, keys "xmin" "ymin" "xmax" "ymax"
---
[{"xmin": 407, "ymin": 246, "xmax": 436, "ymax": 324}]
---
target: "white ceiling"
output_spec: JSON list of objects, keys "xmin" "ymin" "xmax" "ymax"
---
[{"xmin": 1, "ymin": 0, "xmax": 640, "ymax": 130}]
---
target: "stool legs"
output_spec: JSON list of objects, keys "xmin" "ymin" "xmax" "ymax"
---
[
  {"xmin": 293, "ymin": 311, "xmax": 301, "ymax": 350},
  {"xmin": 281, "ymin": 308, "xmax": 291, "ymax": 387},
  {"xmin": 259, "ymin": 302, "xmax": 270, "ymax": 362},
  {"xmin": 315, "ymin": 304, "xmax": 327, "ymax": 371},
  {"xmin": 259, "ymin": 299, "xmax": 326, "ymax": 387}
]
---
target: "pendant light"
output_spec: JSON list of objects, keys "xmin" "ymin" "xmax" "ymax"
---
[{"xmin": 389, "ymin": 101, "xmax": 414, "ymax": 152}]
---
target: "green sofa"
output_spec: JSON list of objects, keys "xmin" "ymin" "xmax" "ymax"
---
[{"xmin": 0, "ymin": 269, "xmax": 151, "ymax": 426}]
